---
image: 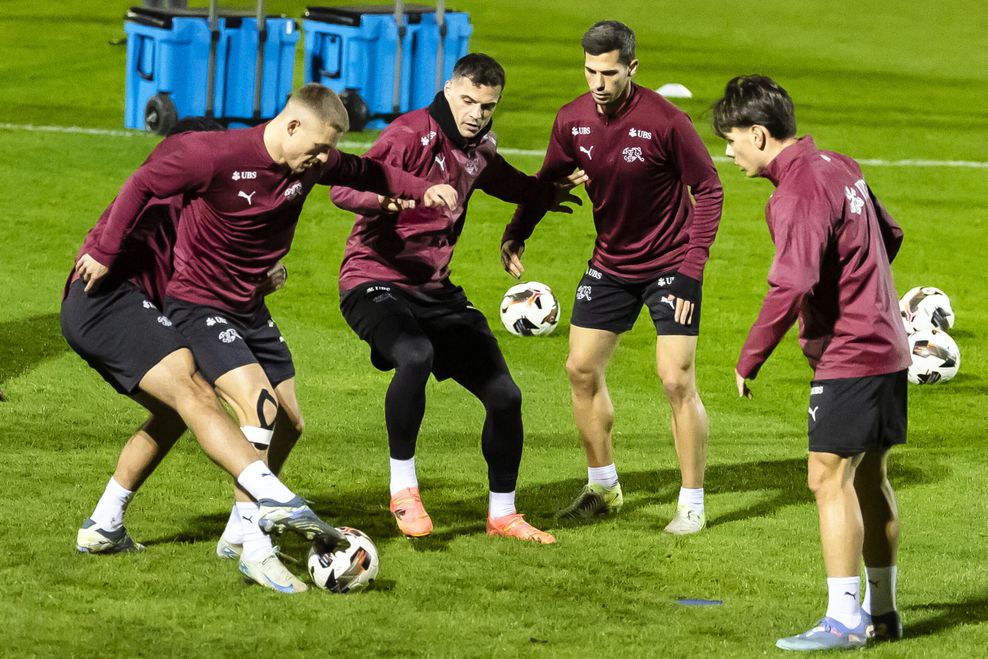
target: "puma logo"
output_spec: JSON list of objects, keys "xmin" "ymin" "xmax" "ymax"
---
[
  {"xmin": 435, "ymin": 154, "xmax": 446, "ymax": 171},
  {"xmin": 242, "ymin": 515, "xmax": 254, "ymax": 523},
  {"xmin": 579, "ymin": 145, "xmax": 594, "ymax": 160},
  {"xmin": 238, "ymin": 190, "xmax": 257, "ymax": 205},
  {"xmin": 809, "ymin": 406, "xmax": 819, "ymax": 422},
  {"xmin": 661, "ymin": 295, "xmax": 675, "ymax": 310}
]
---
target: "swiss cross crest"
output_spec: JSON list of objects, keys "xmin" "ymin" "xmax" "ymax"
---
[
  {"xmin": 622, "ymin": 146, "xmax": 645, "ymax": 163},
  {"xmin": 465, "ymin": 156, "xmax": 480, "ymax": 175}
]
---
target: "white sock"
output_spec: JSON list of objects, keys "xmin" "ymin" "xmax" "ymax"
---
[
  {"xmin": 489, "ymin": 491, "xmax": 517, "ymax": 519},
  {"xmin": 390, "ymin": 457, "xmax": 418, "ymax": 495},
  {"xmin": 588, "ymin": 464, "xmax": 619, "ymax": 488},
  {"xmin": 240, "ymin": 426, "xmax": 273, "ymax": 450},
  {"xmin": 90, "ymin": 477, "xmax": 134, "ymax": 531},
  {"xmin": 236, "ymin": 460, "xmax": 295, "ymax": 504},
  {"xmin": 678, "ymin": 487, "xmax": 704, "ymax": 514},
  {"xmin": 863, "ymin": 565, "xmax": 897, "ymax": 616},
  {"xmin": 236, "ymin": 501, "xmax": 273, "ymax": 562},
  {"xmin": 826, "ymin": 576, "xmax": 863, "ymax": 628},
  {"xmin": 220, "ymin": 504, "xmax": 243, "ymax": 544}
]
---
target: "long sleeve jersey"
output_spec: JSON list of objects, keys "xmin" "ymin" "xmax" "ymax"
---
[
  {"xmin": 737, "ymin": 136, "xmax": 911, "ymax": 380},
  {"xmin": 333, "ymin": 94, "xmax": 555, "ymax": 293},
  {"xmin": 503, "ymin": 83, "xmax": 723, "ymax": 282},
  {"xmin": 86, "ymin": 123, "xmax": 431, "ymax": 313}
]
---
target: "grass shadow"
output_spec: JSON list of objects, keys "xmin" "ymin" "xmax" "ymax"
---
[
  {"xmin": 0, "ymin": 312, "xmax": 69, "ymax": 398},
  {"xmin": 905, "ymin": 596, "xmax": 988, "ymax": 638}
]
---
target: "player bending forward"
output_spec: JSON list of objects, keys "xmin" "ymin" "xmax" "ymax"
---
[
  {"xmin": 502, "ymin": 21, "xmax": 724, "ymax": 533},
  {"xmin": 63, "ymin": 135, "xmax": 346, "ymax": 589},
  {"xmin": 714, "ymin": 75, "xmax": 907, "ymax": 651},
  {"xmin": 70, "ymin": 86, "xmax": 455, "ymax": 593},
  {"xmin": 332, "ymin": 54, "xmax": 585, "ymax": 543}
]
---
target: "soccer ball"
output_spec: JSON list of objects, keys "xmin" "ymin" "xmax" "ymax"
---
[
  {"xmin": 499, "ymin": 281, "xmax": 560, "ymax": 336},
  {"xmin": 907, "ymin": 328, "xmax": 960, "ymax": 384},
  {"xmin": 307, "ymin": 527, "xmax": 379, "ymax": 593},
  {"xmin": 899, "ymin": 286, "xmax": 955, "ymax": 334}
]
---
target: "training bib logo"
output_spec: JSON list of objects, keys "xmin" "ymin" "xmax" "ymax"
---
[
  {"xmin": 622, "ymin": 146, "xmax": 645, "ymax": 163},
  {"xmin": 218, "ymin": 328, "xmax": 241, "ymax": 344}
]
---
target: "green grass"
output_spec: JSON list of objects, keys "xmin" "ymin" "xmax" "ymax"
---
[{"xmin": 2, "ymin": 1, "xmax": 987, "ymax": 656}]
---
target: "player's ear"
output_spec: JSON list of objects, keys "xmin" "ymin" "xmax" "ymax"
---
[
  {"xmin": 286, "ymin": 118, "xmax": 301, "ymax": 136},
  {"xmin": 627, "ymin": 59, "xmax": 639, "ymax": 77},
  {"xmin": 752, "ymin": 125, "xmax": 768, "ymax": 150}
]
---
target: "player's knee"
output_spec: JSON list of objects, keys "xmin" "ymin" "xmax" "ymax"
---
[
  {"xmin": 658, "ymin": 366, "xmax": 695, "ymax": 403},
  {"xmin": 393, "ymin": 337, "xmax": 434, "ymax": 376},
  {"xmin": 565, "ymin": 357, "xmax": 598, "ymax": 390},
  {"xmin": 485, "ymin": 376, "xmax": 522, "ymax": 415}
]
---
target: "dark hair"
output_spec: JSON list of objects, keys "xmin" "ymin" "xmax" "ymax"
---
[
  {"xmin": 452, "ymin": 53, "xmax": 505, "ymax": 89},
  {"xmin": 582, "ymin": 20, "xmax": 636, "ymax": 65},
  {"xmin": 712, "ymin": 75, "xmax": 796, "ymax": 139},
  {"xmin": 167, "ymin": 116, "xmax": 226, "ymax": 136}
]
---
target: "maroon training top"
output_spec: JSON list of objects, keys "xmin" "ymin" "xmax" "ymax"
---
[
  {"xmin": 68, "ymin": 196, "xmax": 181, "ymax": 306},
  {"xmin": 86, "ymin": 124, "xmax": 431, "ymax": 313},
  {"xmin": 737, "ymin": 136, "xmax": 911, "ymax": 380},
  {"xmin": 503, "ymin": 83, "xmax": 723, "ymax": 282},
  {"xmin": 334, "ymin": 98, "xmax": 554, "ymax": 293}
]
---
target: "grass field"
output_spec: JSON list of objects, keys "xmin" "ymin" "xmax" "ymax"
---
[{"xmin": 2, "ymin": 1, "xmax": 987, "ymax": 656}]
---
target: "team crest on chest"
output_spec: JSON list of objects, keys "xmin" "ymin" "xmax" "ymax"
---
[
  {"xmin": 465, "ymin": 155, "xmax": 480, "ymax": 175},
  {"xmin": 283, "ymin": 181, "xmax": 303, "ymax": 200},
  {"xmin": 622, "ymin": 146, "xmax": 645, "ymax": 163}
]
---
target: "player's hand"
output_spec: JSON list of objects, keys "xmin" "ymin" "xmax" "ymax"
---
[
  {"xmin": 500, "ymin": 240, "xmax": 525, "ymax": 279},
  {"xmin": 423, "ymin": 184, "xmax": 458, "ymax": 210},
  {"xmin": 378, "ymin": 195, "xmax": 416, "ymax": 213},
  {"xmin": 257, "ymin": 262, "xmax": 288, "ymax": 297},
  {"xmin": 75, "ymin": 253, "xmax": 109, "ymax": 293},
  {"xmin": 736, "ymin": 369, "xmax": 752, "ymax": 399},
  {"xmin": 549, "ymin": 168, "xmax": 588, "ymax": 214},
  {"xmin": 667, "ymin": 295, "xmax": 694, "ymax": 325}
]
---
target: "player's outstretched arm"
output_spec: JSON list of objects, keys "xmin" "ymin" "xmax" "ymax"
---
[
  {"xmin": 500, "ymin": 240, "xmax": 525, "ymax": 279},
  {"xmin": 548, "ymin": 169, "xmax": 588, "ymax": 214}
]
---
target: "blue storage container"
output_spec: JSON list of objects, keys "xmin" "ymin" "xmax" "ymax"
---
[
  {"xmin": 303, "ymin": 5, "xmax": 472, "ymax": 130},
  {"xmin": 124, "ymin": 7, "xmax": 298, "ymax": 133}
]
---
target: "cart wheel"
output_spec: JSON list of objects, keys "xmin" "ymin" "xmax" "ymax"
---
[
  {"xmin": 340, "ymin": 89, "xmax": 369, "ymax": 132},
  {"xmin": 144, "ymin": 94, "xmax": 177, "ymax": 135}
]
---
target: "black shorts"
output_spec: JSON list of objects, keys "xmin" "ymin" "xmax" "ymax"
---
[
  {"xmin": 340, "ymin": 281, "xmax": 501, "ymax": 381},
  {"xmin": 164, "ymin": 297, "xmax": 295, "ymax": 386},
  {"xmin": 60, "ymin": 278, "xmax": 188, "ymax": 395},
  {"xmin": 807, "ymin": 370, "xmax": 908, "ymax": 456},
  {"xmin": 570, "ymin": 263, "xmax": 701, "ymax": 335}
]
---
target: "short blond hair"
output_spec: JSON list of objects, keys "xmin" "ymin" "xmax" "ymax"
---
[{"xmin": 288, "ymin": 84, "xmax": 350, "ymax": 133}]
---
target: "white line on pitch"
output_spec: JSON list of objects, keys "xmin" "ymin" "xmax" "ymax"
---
[{"xmin": 2, "ymin": 122, "xmax": 986, "ymax": 169}]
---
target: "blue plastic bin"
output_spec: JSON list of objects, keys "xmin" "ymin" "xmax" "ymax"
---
[
  {"xmin": 124, "ymin": 7, "xmax": 299, "ymax": 133},
  {"xmin": 303, "ymin": 5, "xmax": 472, "ymax": 130}
]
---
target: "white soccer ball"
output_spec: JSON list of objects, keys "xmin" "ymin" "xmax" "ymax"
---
[
  {"xmin": 499, "ymin": 281, "xmax": 560, "ymax": 336},
  {"xmin": 307, "ymin": 527, "xmax": 379, "ymax": 593},
  {"xmin": 899, "ymin": 286, "xmax": 955, "ymax": 334},
  {"xmin": 907, "ymin": 328, "xmax": 960, "ymax": 384}
]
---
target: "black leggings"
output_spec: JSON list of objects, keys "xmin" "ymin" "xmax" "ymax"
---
[{"xmin": 379, "ymin": 329, "xmax": 523, "ymax": 493}]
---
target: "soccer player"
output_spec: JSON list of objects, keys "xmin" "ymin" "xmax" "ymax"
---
[
  {"xmin": 713, "ymin": 75, "xmax": 908, "ymax": 650},
  {"xmin": 501, "ymin": 21, "xmax": 724, "ymax": 533},
  {"xmin": 74, "ymin": 86, "xmax": 457, "ymax": 592},
  {"xmin": 63, "ymin": 151, "xmax": 345, "ymax": 595},
  {"xmin": 331, "ymin": 54, "xmax": 585, "ymax": 544}
]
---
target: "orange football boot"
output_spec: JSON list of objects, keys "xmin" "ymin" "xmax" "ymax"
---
[
  {"xmin": 486, "ymin": 513, "xmax": 556, "ymax": 544},
  {"xmin": 389, "ymin": 487, "xmax": 433, "ymax": 537}
]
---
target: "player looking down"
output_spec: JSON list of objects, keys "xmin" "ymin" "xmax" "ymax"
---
[
  {"xmin": 714, "ymin": 75, "xmax": 908, "ymax": 650},
  {"xmin": 502, "ymin": 21, "xmax": 724, "ymax": 534},
  {"xmin": 331, "ymin": 54, "xmax": 585, "ymax": 543},
  {"xmin": 68, "ymin": 85, "xmax": 457, "ymax": 593}
]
